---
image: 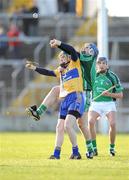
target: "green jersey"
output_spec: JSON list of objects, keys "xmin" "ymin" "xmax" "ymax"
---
[
  {"xmin": 80, "ymin": 54, "xmax": 96, "ymax": 91},
  {"xmin": 79, "ymin": 53, "xmax": 97, "ymax": 112},
  {"xmin": 93, "ymin": 70, "xmax": 123, "ymax": 102}
]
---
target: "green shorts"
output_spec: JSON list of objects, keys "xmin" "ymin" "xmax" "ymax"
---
[{"xmin": 84, "ymin": 90, "xmax": 91, "ymax": 112}]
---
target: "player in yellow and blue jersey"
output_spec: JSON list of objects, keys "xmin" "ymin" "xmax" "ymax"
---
[{"xmin": 26, "ymin": 50, "xmax": 85, "ymax": 159}]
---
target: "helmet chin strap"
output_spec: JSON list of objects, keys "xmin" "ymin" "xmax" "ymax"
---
[{"xmin": 60, "ymin": 61, "xmax": 70, "ymax": 68}]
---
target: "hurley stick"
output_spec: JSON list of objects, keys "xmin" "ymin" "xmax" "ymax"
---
[{"xmin": 93, "ymin": 85, "xmax": 116, "ymax": 101}]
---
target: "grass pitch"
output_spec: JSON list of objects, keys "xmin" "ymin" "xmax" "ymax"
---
[{"xmin": 0, "ymin": 133, "xmax": 129, "ymax": 180}]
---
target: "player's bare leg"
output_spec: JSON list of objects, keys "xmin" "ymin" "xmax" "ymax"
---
[
  {"xmin": 42, "ymin": 86, "xmax": 60, "ymax": 107},
  {"xmin": 106, "ymin": 111, "xmax": 116, "ymax": 156},
  {"xmin": 26, "ymin": 86, "xmax": 60, "ymax": 120},
  {"xmin": 36, "ymin": 86, "xmax": 60, "ymax": 115},
  {"xmin": 88, "ymin": 111, "xmax": 100, "ymax": 156},
  {"xmin": 65, "ymin": 114, "xmax": 81, "ymax": 159},
  {"xmin": 78, "ymin": 112, "xmax": 90, "ymax": 140},
  {"xmin": 78, "ymin": 112, "xmax": 94, "ymax": 158},
  {"xmin": 55, "ymin": 119, "xmax": 65, "ymax": 148},
  {"xmin": 50, "ymin": 119, "xmax": 65, "ymax": 159}
]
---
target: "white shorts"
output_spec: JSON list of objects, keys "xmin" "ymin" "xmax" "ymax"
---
[{"xmin": 89, "ymin": 101, "xmax": 116, "ymax": 116}]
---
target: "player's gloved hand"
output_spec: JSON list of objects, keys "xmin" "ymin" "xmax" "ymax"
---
[
  {"xmin": 25, "ymin": 61, "xmax": 36, "ymax": 70},
  {"xmin": 49, "ymin": 39, "xmax": 61, "ymax": 48}
]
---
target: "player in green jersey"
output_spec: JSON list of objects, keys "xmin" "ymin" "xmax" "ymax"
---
[{"xmin": 88, "ymin": 57, "xmax": 123, "ymax": 156}]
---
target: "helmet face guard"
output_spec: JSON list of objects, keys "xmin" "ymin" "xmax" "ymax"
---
[
  {"xmin": 60, "ymin": 61, "xmax": 70, "ymax": 68},
  {"xmin": 81, "ymin": 43, "xmax": 99, "ymax": 57}
]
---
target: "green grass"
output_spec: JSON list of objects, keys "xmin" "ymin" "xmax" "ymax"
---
[{"xmin": 0, "ymin": 133, "xmax": 129, "ymax": 180}]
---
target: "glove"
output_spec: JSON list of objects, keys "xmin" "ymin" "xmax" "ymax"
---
[{"xmin": 25, "ymin": 60, "xmax": 37, "ymax": 70}]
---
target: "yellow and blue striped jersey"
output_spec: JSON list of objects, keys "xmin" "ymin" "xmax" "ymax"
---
[{"xmin": 54, "ymin": 59, "xmax": 83, "ymax": 98}]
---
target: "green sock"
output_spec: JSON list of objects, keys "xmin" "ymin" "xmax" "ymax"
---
[
  {"xmin": 92, "ymin": 139, "xmax": 97, "ymax": 151},
  {"xmin": 36, "ymin": 104, "xmax": 47, "ymax": 116},
  {"xmin": 86, "ymin": 140, "xmax": 93, "ymax": 152},
  {"xmin": 110, "ymin": 144, "xmax": 115, "ymax": 150}
]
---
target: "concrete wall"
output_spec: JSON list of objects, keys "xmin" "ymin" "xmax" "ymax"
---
[
  {"xmin": 0, "ymin": 114, "xmax": 58, "ymax": 132},
  {"xmin": 0, "ymin": 112, "xmax": 129, "ymax": 133}
]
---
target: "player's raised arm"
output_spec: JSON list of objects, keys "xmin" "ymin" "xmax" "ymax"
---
[
  {"xmin": 50, "ymin": 39, "xmax": 78, "ymax": 61},
  {"xmin": 25, "ymin": 61, "xmax": 56, "ymax": 77}
]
